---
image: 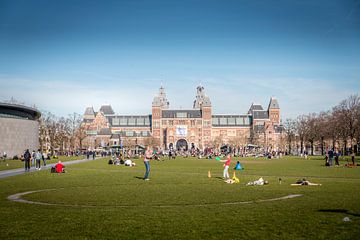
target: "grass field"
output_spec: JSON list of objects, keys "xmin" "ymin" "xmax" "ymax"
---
[
  {"xmin": 0, "ymin": 155, "xmax": 84, "ymax": 171},
  {"xmin": 0, "ymin": 156, "xmax": 360, "ymax": 239}
]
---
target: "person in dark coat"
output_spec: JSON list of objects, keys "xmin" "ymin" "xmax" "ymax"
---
[{"xmin": 24, "ymin": 149, "xmax": 31, "ymax": 172}]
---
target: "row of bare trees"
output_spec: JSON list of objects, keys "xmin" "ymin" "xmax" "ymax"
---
[
  {"xmin": 39, "ymin": 112, "xmax": 87, "ymax": 154},
  {"xmin": 284, "ymin": 94, "xmax": 360, "ymax": 155}
]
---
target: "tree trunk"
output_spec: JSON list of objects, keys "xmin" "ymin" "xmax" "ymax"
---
[
  {"xmin": 300, "ymin": 138, "xmax": 304, "ymax": 154},
  {"xmin": 310, "ymin": 140, "xmax": 314, "ymax": 155},
  {"xmin": 343, "ymin": 139, "xmax": 347, "ymax": 155},
  {"xmin": 288, "ymin": 138, "xmax": 292, "ymax": 155},
  {"xmin": 321, "ymin": 137, "xmax": 324, "ymax": 155}
]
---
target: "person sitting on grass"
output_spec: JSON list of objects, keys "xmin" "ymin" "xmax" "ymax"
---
[{"xmin": 55, "ymin": 160, "xmax": 65, "ymax": 173}]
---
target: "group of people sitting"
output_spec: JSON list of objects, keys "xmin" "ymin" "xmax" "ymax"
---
[{"xmin": 108, "ymin": 158, "xmax": 136, "ymax": 167}]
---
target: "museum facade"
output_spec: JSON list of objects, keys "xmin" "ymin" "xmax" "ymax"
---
[{"xmin": 82, "ymin": 85, "xmax": 284, "ymax": 151}]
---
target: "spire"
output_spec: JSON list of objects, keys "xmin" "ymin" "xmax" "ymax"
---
[
  {"xmin": 152, "ymin": 85, "xmax": 169, "ymax": 109},
  {"xmin": 268, "ymin": 97, "xmax": 280, "ymax": 110},
  {"xmin": 193, "ymin": 85, "xmax": 211, "ymax": 109}
]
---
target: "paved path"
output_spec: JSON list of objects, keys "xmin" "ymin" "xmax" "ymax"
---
[{"xmin": 0, "ymin": 158, "xmax": 99, "ymax": 179}]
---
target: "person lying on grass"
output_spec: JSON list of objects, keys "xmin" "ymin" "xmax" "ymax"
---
[
  {"xmin": 291, "ymin": 178, "xmax": 321, "ymax": 186},
  {"xmin": 246, "ymin": 177, "xmax": 269, "ymax": 186}
]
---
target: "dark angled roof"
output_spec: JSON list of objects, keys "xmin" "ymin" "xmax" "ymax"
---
[
  {"xmin": 84, "ymin": 107, "xmax": 95, "ymax": 116},
  {"xmin": 98, "ymin": 128, "xmax": 112, "ymax": 135},
  {"xmin": 248, "ymin": 103, "xmax": 264, "ymax": 114},
  {"xmin": 162, "ymin": 110, "xmax": 202, "ymax": 118},
  {"xmin": 0, "ymin": 102, "xmax": 41, "ymax": 120},
  {"xmin": 268, "ymin": 97, "xmax": 280, "ymax": 109},
  {"xmin": 212, "ymin": 115, "xmax": 252, "ymax": 127},
  {"xmin": 107, "ymin": 115, "xmax": 151, "ymax": 127},
  {"xmin": 99, "ymin": 105, "xmax": 115, "ymax": 115},
  {"xmin": 252, "ymin": 110, "xmax": 269, "ymax": 119}
]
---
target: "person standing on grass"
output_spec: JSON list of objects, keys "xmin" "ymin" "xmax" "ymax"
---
[
  {"xmin": 220, "ymin": 154, "xmax": 231, "ymax": 179},
  {"xmin": 35, "ymin": 149, "xmax": 42, "ymax": 170},
  {"xmin": 24, "ymin": 149, "xmax": 31, "ymax": 172},
  {"xmin": 144, "ymin": 146, "xmax": 153, "ymax": 181},
  {"xmin": 31, "ymin": 150, "xmax": 36, "ymax": 168}
]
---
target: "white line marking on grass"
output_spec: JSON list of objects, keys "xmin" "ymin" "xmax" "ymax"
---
[{"xmin": 7, "ymin": 189, "xmax": 303, "ymax": 208}]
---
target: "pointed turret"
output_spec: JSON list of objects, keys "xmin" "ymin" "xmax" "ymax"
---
[
  {"xmin": 84, "ymin": 106, "xmax": 95, "ymax": 120},
  {"xmin": 268, "ymin": 97, "xmax": 280, "ymax": 110},
  {"xmin": 268, "ymin": 97, "xmax": 280, "ymax": 124},
  {"xmin": 193, "ymin": 85, "xmax": 211, "ymax": 109},
  {"xmin": 152, "ymin": 85, "xmax": 169, "ymax": 109}
]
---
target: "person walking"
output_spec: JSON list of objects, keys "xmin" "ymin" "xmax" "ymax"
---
[
  {"xmin": 31, "ymin": 150, "xmax": 36, "ymax": 168},
  {"xmin": 24, "ymin": 149, "xmax": 31, "ymax": 172},
  {"xmin": 220, "ymin": 154, "xmax": 231, "ymax": 179},
  {"xmin": 42, "ymin": 152, "xmax": 47, "ymax": 166},
  {"xmin": 143, "ymin": 146, "xmax": 152, "ymax": 181},
  {"xmin": 35, "ymin": 149, "xmax": 42, "ymax": 170}
]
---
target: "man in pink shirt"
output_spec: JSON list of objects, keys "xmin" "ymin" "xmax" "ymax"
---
[{"xmin": 220, "ymin": 154, "xmax": 231, "ymax": 179}]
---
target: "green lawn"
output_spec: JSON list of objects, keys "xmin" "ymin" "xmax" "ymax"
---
[
  {"xmin": 1, "ymin": 156, "xmax": 360, "ymax": 239},
  {"xmin": 0, "ymin": 156, "xmax": 84, "ymax": 171}
]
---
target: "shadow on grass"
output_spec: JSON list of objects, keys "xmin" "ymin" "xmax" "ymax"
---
[
  {"xmin": 318, "ymin": 209, "xmax": 360, "ymax": 217},
  {"xmin": 134, "ymin": 176, "xmax": 144, "ymax": 180}
]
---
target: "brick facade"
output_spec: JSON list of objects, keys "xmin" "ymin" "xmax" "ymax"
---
[{"xmin": 82, "ymin": 85, "xmax": 285, "ymax": 151}]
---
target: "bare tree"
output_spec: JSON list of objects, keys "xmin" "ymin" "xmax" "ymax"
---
[
  {"xmin": 333, "ymin": 95, "xmax": 360, "ymax": 154},
  {"xmin": 295, "ymin": 115, "xmax": 309, "ymax": 154},
  {"xmin": 284, "ymin": 118, "xmax": 296, "ymax": 154},
  {"xmin": 67, "ymin": 113, "xmax": 83, "ymax": 151}
]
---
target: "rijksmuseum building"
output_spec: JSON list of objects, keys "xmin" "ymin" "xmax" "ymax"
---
[{"xmin": 82, "ymin": 85, "xmax": 284, "ymax": 151}]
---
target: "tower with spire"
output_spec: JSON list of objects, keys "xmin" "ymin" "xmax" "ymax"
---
[{"xmin": 268, "ymin": 97, "xmax": 280, "ymax": 125}]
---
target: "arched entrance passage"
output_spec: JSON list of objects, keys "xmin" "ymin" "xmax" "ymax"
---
[{"xmin": 176, "ymin": 139, "xmax": 188, "ymax": 151}]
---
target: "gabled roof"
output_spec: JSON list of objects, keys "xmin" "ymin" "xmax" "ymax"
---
[
  {"xmin": 248, "ymin": 103, "xmax": 264, "ymax": 114},
  {"xmin": 99, "ymin": 105, "xmax": 115, "ymax": 115},
  {"xmin": 84, "ymin": 107, "xmax": 95, "ymax": 116},
  {"xmin": 268, "ymin": 97, "xmax": 280, "ymax": 110}
]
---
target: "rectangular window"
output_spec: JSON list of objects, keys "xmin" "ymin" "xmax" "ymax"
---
[
  {"xmin": 142, "ymin": 131, "xmax": 149, "ymax": 137},
  {"xmin": 136, "ymin": 118, "xmax": 145, "ymax": 126},
  {"xmin": 219, "ymin": 118, "xmax": 227, "ymax": 125},
  {"xmin": 168, "ymin": 120, "xmax": 173, "ymax": 126},
  {"xmin": 128, "ymin": 118, "xmax": 135, "ymax": 125},
  {"xmin": 176, "ymin": 112, "xmax": 187, "ymax": 118},
  {"xmin": 112, "ymin": 118, "xmax": 119, "ymax": 125},
  {"xmin": 119, "ymin": 118, "xmax": 127, "ymax": 126},
  {"xmin": 236, "ymin": 117, "xmax": 243, "ymax": 125},
  {"xmin": 162, "ymin": 120, "xmax": 167, "ymax": 126},
  {"xmin": 212, "ymin": 118, "xmax": 219, "ymax": 125},
  {"xmin": 126, "ymin": 131, "xmax": 134, "ymax": 137},
  {"xmin": 145, "ymin": 117, "xmax": 150, "ymax": 125},
  {"xmin": 244, "ymin": 117, "xmax": 250, "ymax": 125},
  {"xmin": 227, "ymin": 117, "xmax": 235, "ymax": 125}
]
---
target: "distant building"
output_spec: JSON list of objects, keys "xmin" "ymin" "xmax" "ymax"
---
[
  {"xmin": 82, "ymin": 85, "xmax": 285, "ymax": 151},
  {"xmin": 0, "ymin": 103, "xmax": 41, "ymax": 158}
]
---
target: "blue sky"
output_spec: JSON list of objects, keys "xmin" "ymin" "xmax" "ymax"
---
[{"xmin": 0, "ymin": 0, "xmax": 359, "ymax": 119}]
